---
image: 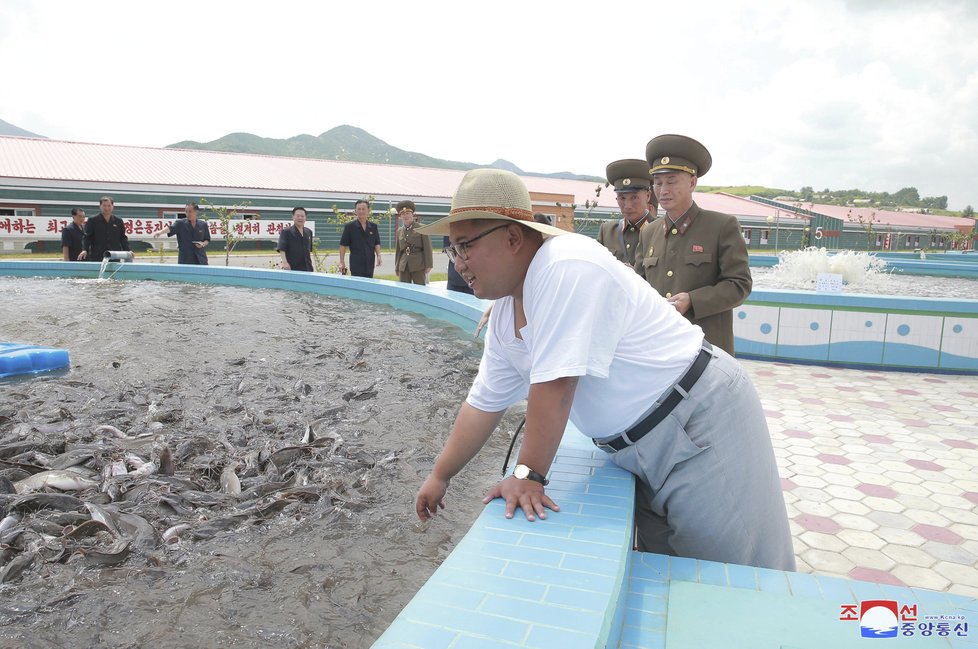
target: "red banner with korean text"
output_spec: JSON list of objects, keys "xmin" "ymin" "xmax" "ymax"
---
[{"xmin": 1, "ymin": 216, "xmax": 312, "ymax": 240}]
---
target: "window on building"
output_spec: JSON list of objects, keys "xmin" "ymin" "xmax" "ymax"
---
[
  {"xmin": 905, "ymin": 235, "xmax": 912, "ymax": 247},
  {"xmin": 760, "ymin": 229, "xmax": 770, "ymax": 245},
  {"xmin": 0, "ymin": 207, "xmax": 37, "ymax": 217},
  {"xmin": 161, "ymin": 210, "xmax": 186, "ymax": 220},
  {"xmin": 742, "ymin": 228, "xmax": 751, "ymax": 246},
  {"xmin": 876, "ymin": 234, "xmax": 883, "ymax": 247}
]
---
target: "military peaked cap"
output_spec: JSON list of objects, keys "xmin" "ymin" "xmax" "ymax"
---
[
  {"xmin": 646, "ymin": 134, "xmax": 712, "ymax": 178},
  {"xmin": 606, "ymin": 159, "xmax": 652, "ymax": 193}
]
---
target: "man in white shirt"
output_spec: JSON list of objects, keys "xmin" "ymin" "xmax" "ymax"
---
[{"xmin": 414, "ymin": 169, "xmax": 794, "ymax": 570}]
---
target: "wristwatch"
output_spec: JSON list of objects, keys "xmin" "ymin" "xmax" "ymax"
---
[{"xmin": 513, "ymin": 464, "xmax": 549, "ymax": 486}]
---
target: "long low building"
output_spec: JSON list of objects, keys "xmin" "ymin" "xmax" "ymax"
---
[{"xmin": 0, "ymin": 135, "xmax": 973, "ymax": 253}]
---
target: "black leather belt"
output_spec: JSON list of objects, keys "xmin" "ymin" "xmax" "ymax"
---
[{"xmin": 594, "ymin": 341, "xmax": 713, "ymax": 452}]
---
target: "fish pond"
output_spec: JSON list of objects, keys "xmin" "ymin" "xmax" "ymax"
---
[{"xmin": 0, "ymin": 277, "xmax": 515, "ymax": 648}]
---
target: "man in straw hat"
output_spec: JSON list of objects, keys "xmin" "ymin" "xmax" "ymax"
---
[
  {"xmin": 393, "ymin": 200, "xmax": 433, "ymax": 285},
  {"xmin": 414, "ymin": 168, "xmax": 794, "ymax": 570},
  {"xmin": 598, "ymin": 159, "xmax": 657, "ymax": 266},
  {"xmin": 635, "ymin": 134, "xmax": 752, "ymax": 355}
]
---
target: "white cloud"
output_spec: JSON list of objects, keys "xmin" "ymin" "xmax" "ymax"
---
[{"xmin": 2, "ymin": 0, "xmax": 976, "ymax": 208}]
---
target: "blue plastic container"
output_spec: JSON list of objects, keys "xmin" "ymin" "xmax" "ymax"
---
[{"xmin": 0, "ymin": 342, "xmax": 70, "ymax": 378}]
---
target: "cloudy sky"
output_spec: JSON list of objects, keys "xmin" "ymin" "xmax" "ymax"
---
[{"xmin": 2, "ymin": 0, "xmax": 976, "ymax": 209}]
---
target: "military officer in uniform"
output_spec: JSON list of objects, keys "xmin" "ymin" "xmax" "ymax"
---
[
  {"xmin": 634, "ymin": 135, "xmax": 751, "ymax": 355},
  {"xmin": 394, "ymin": 200, "xmax": 433, "ymax": 285},
  {"xmin": 598, "ymin": 159, "xmax": 657, "ymax": 267}
]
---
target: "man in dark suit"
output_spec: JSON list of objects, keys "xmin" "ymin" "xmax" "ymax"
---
[
  {"xmin": 277, "ymin": 206, "xmax": 315, "ymax": 272},
  {"xmin": 83, "ymin": 196, "xmax": 131, "ymax": 261},
  {"xmin": 62, "ymin": 208, "xmax": 87, "ymax": 261},
  {"xmin": 598, "ymin": 159, "xmax": 656, "ymax": 267},
  {"xmin": 155, "ymin": 202, "xmax": 210, "ymax": 264},
  {"xmin": 338, "ymin": 199, "xmax": 382, "ymax": 277},
  {"xmin": 635, "ymin": 135, "xmax": 752, "ymax": 355}
]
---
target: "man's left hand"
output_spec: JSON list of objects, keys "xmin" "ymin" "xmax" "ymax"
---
[{"xmin": 483, "ymin": 476, "xmax": 559, "ymax": 522}]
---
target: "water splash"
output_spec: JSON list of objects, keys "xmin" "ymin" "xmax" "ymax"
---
[
  {"xmin": 768, "ymin": 247, "xmax": 891, "ymax": 291},
  {"xmin": 97, "ymin": 251, "xmax": 135, "ymax": 279}
]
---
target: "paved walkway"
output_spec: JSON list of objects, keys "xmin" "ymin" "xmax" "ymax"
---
[{"xmin": 749, "ymin": 359, "xmax": 978, "ymax": 597}]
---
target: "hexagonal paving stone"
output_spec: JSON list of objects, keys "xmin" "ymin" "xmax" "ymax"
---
[
  {"xmin": 875, "ymin": 527, "xmax": 927, "ymax": 548},
  {"xmin": 862, "ymin": 434, "xmax": 894, "ymax": 444},
  {"xmin": 912, "ymin": 523, "xmax": 964, "ymax": 545},
  {"xmin": 861, "ymin": 496, "xmax": 906, "ymax": 514},
  {"xmin": 843, "ymin": 547, "xmax": 897, "ymax": 571},
  {"xmin": 837, "ymin": 529, "xmax": 888, "ymax": 551},
  {"xmin": 944, "ymin": 509, "xmax": 978, "ymax": 526},
  {"xmin": 934, "ymin": 561, "xmax": 978, "ymax": 587},
  {"xmin": 906, "ymin": 458, "xmax": 946, "ymax": 472},
  {"xmin": 799, "ymin": 549, "xmax": 855, "ymax": 574},
  {"xmin": 881, "ymin": 543, "xmax": 937, "ymax": 568},
  {"xmin": 943, "ymin": 438, "xmax": 977, "ymax": 450},
  {"xmin": 890, "ymin": 565, "xmax": 949, "ymax": 591},
  {"xmin": 905, "ymin": 509, "xmax": 953, "ymax": 527},
  {"xmin": 948, "ymin": 523, "xmax": 978, "ymax": 541},
  {"xmin": 922, "ymin": 540, "xmax": 977, "ymax": 565},
  {"xmin": 794, "ymin": 513, "xmax": 842, "ymax": 534},
  {"xmin": 848, "ymin": 566, "xmax": 905, "ymax": 586},
  {"xmin": 800, "ymin": 531, "xmax": 848, "ymax": 552},
  {"xmin": 856, "ymin": 483, "xmax": 898, "ymax": 499},
  {"xmin": 832, "ymin": 499, "xmax": 872, "ymax": 516}
]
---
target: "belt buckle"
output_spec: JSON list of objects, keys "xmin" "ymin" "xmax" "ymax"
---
[{"xmin": 592, "ymin": 438, "xmax": 616, "ymax": 452}]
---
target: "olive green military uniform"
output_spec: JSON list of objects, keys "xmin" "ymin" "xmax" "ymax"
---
[
  {"xmin": 635, "ymin": 135, "xmax": 752, "ymax": 355},
  {"xmin": 598, "ymin": 216, "xmax": 650, "ymax": 266},
  {"xmin": 394, "ymin": 200, "xmax": 433, "ymax": 285},
  {"xmin": 598, "ymin": 159, "xmax": 655, "ymax": 266},
  {"xmin": 634, "ymin": 203, "xmax": 751, "ymax": 354}
]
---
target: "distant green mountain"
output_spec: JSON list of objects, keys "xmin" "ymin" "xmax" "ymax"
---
[
  {"xmin": 167, "ymin": 125, "xmax": 604, "ymax": 182},
  {"xmin": 0, "ymin": 118, "xmax": 46, "ymax": 138}
]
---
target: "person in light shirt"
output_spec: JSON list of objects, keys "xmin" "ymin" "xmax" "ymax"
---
[{"xmin": 414, "ymin": 168, "xmax": 794, "ymax": 570}]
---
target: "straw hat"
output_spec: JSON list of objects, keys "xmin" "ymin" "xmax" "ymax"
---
[{"xmin": 417, "ymin": 169, "xmax": 566, "ymax": 237}]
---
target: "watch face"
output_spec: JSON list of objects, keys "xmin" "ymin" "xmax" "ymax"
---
[{"xmin": 514, "ymin": 465, "xmax": 529, "ymax": 479}]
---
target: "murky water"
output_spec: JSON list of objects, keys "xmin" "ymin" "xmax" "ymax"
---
[{"xmin": 0, "ymin": 278, "xmax": 517, "ymax": 648}]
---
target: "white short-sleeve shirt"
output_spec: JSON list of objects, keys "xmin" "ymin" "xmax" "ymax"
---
[{"xmin": 466, "ymin": 233, "xmax": 704, "ymax": 438}]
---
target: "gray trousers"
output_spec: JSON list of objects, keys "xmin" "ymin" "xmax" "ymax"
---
[{"xmin": 600, "ymin": 347, "xmax": 796, "ymax": 571}]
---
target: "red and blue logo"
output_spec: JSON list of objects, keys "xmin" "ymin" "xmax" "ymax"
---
[{"xmin": 859, "ymin": 600, "xmax": 899, "ymax": 638}]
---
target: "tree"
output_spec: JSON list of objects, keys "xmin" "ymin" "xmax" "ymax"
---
[
  {"xmin": 201, "ymin": 199, "xmax": 251, "ymax": 266},
  {"xmin": 855, "ymin": 209, "xmax": 878, "ymax": 251},
  {"xmin": 892, "ymin": 187, "xmax": 920, "ymax": 206},
  {"xmin": 799, "ymin": 186, "xmax": 814, "ymax": 201},
  {"xmin": 963, "ymin": 205, "xmax": 974, "ymax": 218}
]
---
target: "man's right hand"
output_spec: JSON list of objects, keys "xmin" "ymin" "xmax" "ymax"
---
[
  {"xmin": 281, "ymin": 261, "xmax": 291, "ymax": 270},
  {"xmin": 77, "ymin": 251, "xmax": 87, "ymax": 260},
  {"xmin": 415, "ymin": 474, "xmax": 449, "ymax": 521}
]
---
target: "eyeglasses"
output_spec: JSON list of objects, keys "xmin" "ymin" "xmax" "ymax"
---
[{"xmin": 444, "ymin": 223, "xmax": 510, "ymax": 263}]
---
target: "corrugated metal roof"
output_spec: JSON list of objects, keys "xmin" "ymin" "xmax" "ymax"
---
[
  {"xmin": 785, "ymin": 202, "xmax": 972, "ymax": 229},
  {"xmin": 0, "ymin": 136, "xmax": 971, "ymax": 231}
]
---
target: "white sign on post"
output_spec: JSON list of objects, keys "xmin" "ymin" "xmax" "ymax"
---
[{"xmin": 815, "ymin": 272, "xmax": 844, "ymax": 293}]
